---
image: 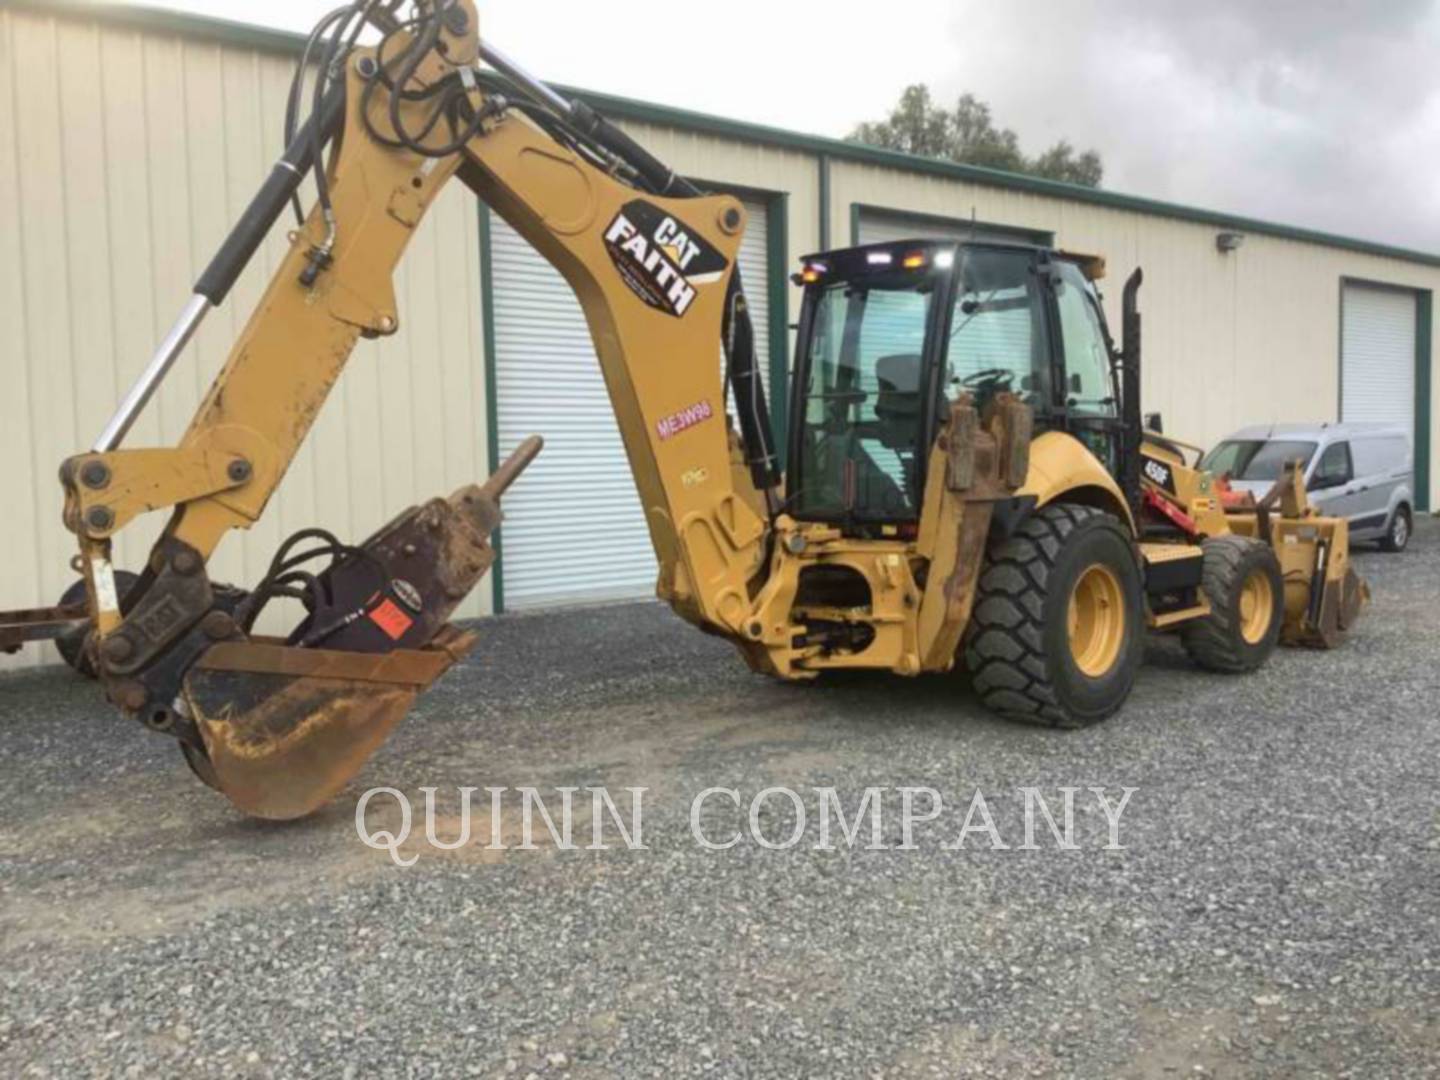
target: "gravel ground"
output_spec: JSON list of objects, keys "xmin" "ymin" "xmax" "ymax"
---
[{"xmin": 2, "ymin": 519, "xmax": 1438, "ymax": 1078}]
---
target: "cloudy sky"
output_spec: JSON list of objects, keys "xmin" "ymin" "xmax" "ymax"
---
[{"xmin": 159, "ymin": 0, "xmax": 1440, "ymax": 251}]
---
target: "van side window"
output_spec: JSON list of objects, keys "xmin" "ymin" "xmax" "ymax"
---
[{"xmin": 1312, "ymin": 441, "xmax": 1352, "ymax": 489}]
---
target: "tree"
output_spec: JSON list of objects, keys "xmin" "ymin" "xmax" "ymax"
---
[{"xmin": 848, "ymin": 85, "xmax": 1104, "ymax": 188}]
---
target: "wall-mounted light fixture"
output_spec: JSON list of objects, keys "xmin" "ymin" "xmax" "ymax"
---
[{"xmin": 1216, "ymin": 231, "xmax": 1245, "ymax": 253}]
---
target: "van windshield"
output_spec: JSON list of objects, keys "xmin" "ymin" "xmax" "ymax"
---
[{"xmin": 1202, "ymin": 439, "xmax": 1317, "ymax": 481}]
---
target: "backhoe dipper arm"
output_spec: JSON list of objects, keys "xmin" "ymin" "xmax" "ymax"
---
[
  {"xmin": 455, "ymin": 93, "xmax": 778, "ymax": 635},
  {"xmin": 45, "ymin": 0, "xmax": 780, "ymax": 817}
]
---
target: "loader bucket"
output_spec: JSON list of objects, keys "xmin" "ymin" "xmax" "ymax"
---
[
  {"xmin": 182, "ymin": 629, "xmax": 474, "ymax": 820},
  {"xmin": 1282, "ymin": 561, "xmax": 1368, "ymax": 649},
  {"xmin": 1272, "ymin": 511, "xmax": 1369, "ymax": 650}
]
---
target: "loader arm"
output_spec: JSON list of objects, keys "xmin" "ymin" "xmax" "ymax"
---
[{"xmin": 28, "ymin": 0, "xmax": 781, "ymax": 817}]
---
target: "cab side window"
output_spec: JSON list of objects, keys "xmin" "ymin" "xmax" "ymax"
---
[
  {"xmin": 1312, "ymin": 441, "xmax": 1352, "ymax": 489},
  {"xmin": 1052, "ymin": 262, "xmax": 1115, "ymax": 417}
]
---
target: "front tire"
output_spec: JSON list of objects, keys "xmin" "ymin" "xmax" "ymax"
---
[
  {"xmin": 965, "ymin": 504, "xmax": 1144, "ymax": 728},
  {"xmin": 1379, "ymin": 504, "xmax": 1411, "ymax": 552},
  {"xmin": 1181, "ymin": 536, "xmax": 1283, "ymax": 673}
]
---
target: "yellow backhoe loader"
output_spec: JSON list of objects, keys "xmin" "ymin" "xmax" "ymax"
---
[{"xmin": 0, "ymin": 0, "xmax": 1367, "ymax": 819}]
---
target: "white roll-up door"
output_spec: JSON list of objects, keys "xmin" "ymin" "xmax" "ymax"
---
[
  {"xmin": 490, "ymin": 196, "xmax": 770, "ymax": 610},
  {"xmin": 1341, "ymin": 282, "xmax": 1416, "ymax": 442},
  {"xmin": 856, "ymin": 208, "xmax": 1046, "ymax": 248}
]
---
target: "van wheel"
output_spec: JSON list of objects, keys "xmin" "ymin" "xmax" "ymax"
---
[
  {"xmin": 1379, "ymin": 505, "xmax": 1411, "ymax": 552},
  {"xmin": 1181, "ymin": 536, "xmax": 1284, "ymax": 673},
  {"xmin": 964, "ymin": 504, "xmax": 1144, "ymax": 728}
]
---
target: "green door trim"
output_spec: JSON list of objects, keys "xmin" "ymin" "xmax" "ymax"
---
[
  {"xmin": 1416, "ymin": 291, "xmax": 1432, "ymax": 512},
  {"xmin": 477, "ymin": 205, "xmax": 505, "ymax": 613}
]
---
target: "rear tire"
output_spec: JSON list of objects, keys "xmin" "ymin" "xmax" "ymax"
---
[
  {"xmin": 964, "ymin": 504, "xmax": 1144, "ymax": 728},
  {"xmin": 1181, "ymin": 536, "xmax": 1283, "ymax": 673},
  {"xmin": 1379, "ymin": 504, "xmax": 1411, "ymax": 552}
]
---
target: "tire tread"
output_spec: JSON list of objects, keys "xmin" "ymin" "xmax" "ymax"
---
[
  {"xmin": 965, "ymin": 503, "xmax": 1104, "ymax": 728},
  {"xmin": 1181, "ymin": 535, "xmax": 1278, "ymax": 672}
]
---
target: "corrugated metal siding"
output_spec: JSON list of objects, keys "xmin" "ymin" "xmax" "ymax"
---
[
  {"xmin": 0, "ymin": 8, "xmax": 489, "ymax": 669},
  {"xmin": 830, "ymin": 159, "xmax": 1440, "ymax": 496},
  {"xmin": 857, "ymin": 208, "xmax": 1039, "ymax": 247}
]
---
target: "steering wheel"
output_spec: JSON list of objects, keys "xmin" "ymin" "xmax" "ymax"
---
[{"xmin": 959, "ymin": 367, "xmax": 1015, "ymax": 393}]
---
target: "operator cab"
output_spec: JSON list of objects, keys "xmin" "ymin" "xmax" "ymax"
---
[{"xmin": 785, "ymin": 239, "xmax": 1121, "ymax": 532}]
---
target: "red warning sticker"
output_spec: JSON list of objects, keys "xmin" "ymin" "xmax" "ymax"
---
[{"xmin": 369, "ymin": 598, "xmax": 414, "ymax": 641}]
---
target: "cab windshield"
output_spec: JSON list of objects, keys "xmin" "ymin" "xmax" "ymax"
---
[
  {"xmin": 947, "ymin": 247, "xmax": 1051, "ymax": 409},
  {"xmin": 791, "ymin": 268, "xmax": 938, "ymax": 520}
]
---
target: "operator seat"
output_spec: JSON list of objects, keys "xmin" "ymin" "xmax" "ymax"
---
[
  {"xmin": 871, "ymin": 353, "xmax": 930, "ymax": 509},
  {"xmin": 873, "ymin": 353, "xmax": 923, "ymax": 449}
]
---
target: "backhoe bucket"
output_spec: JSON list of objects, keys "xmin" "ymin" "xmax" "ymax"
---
[
  {"xmin": 183, "ymin": 628, "xmax": 474, "ymax": 819},
  {"xmin": 176, "ymin": 436, "xmax": 542, "ymax": 819}
]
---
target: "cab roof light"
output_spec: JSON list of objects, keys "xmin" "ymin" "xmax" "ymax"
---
[
  {"xmin": 901, "ymin": 252, "xmax": 927, "ymax": 269},
  {"xmin": 934, "ymin": 250, "xmax": 955, "ymax": 269},
  {"xmin": 866, "ymin": 251, "xmax": 893, "ymax": 266},
  {"xmin": 799, "ymin": 262, "xmax": 827, "ymax": 284}
]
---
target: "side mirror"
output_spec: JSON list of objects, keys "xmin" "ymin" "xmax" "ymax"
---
[{"xmin": 1144, "ymin": 411, "xmax": 1164, "ymax": 433}]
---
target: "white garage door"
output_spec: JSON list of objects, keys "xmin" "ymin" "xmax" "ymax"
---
[
  {"xmin": 1341, "ymin": 282, "xmax": 1416, "ymax": 442},
  {"xmin": 490, "ymin": 197, "xmax": 771, "ymax": 610},
  {"xmin": 857, "ymin": 208, "xmax": 1047, "ymax": 248}
]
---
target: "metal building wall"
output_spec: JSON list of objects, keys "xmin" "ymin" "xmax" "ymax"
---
[
  {"xmin": 4, "ymin": 0, "xmax": 1436, "ymax": 672},
  {"xmin": 0, "ymin": 6, "xmax": 490, "ymax": 669},
  {"xmin": 828, "ymin": 160, "xmax": 1440, "ymax": 497}
]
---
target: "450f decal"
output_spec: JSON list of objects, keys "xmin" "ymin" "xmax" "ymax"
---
[
  {"xmin": 603, "ymin": 200, "xmax": 728, "ymax": 318},
  {"xmin": 1142, "ymin": 453, "xmax": 1176, "ymax": 494}
]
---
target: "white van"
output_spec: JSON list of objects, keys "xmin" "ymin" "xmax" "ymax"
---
[{"xmin": 1201, "ymin": 423, "xmax": 1415, "ymax": 551}]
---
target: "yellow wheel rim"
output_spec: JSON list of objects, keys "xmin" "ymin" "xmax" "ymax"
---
[
  {"xmin": 1238, "ymin": 568, "xmax": 1274, "ymax": 645},
  {"xmin": 1067, "ymin": 564, "xmax": 1126, "ymax": 677}
]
